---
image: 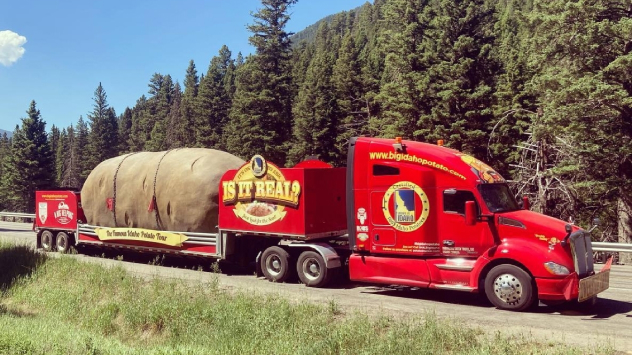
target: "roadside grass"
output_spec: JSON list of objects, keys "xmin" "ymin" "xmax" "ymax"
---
[{"xmin": 0, "ymin": 244, "xmax": 613, "ymax": 355}]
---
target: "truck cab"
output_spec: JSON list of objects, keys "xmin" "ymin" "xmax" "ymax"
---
[{"xmin": 346, "ymin": 137, "xmax": 610, "ymax": 311}]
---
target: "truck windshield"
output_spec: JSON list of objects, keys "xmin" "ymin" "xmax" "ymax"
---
[{"xmin": 477, "ymin": 184, "xmax": 520, "ymax": 213}]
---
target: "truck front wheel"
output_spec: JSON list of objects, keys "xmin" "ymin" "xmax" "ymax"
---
[
  {"xmin": 261, "ymin": 246, "xmax": 293, "ymax": 283},
  {"xmin": 484, "ymin": 264, "xmax": 535, "ymax": 311},
  {"xmin": 297, "ymin": 251, "xmax": 332, "ymax": 288},
  {"xmin": 40, "ymin": 230, "xmax": 54, "ymax": 252}
]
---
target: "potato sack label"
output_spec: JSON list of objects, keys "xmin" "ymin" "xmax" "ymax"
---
[
  {"xmin": 222, "ymin": 155, "xmax": 301, "ymax": 226},
  {"xmin": 382, "ymin": 181, "xmax": 429, "ymax": 232},
  {"xmin": 95, "ymin": 228, "xmax": 188, "ymax": 247}
]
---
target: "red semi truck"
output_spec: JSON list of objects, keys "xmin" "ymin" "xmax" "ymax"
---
[{"xmin": 34, "ymin": 137, "xmax": 611, "ymax": 311}]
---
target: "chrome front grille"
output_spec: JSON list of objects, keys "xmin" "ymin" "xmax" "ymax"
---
[{"xmin": 569, "ymin": 231, "xmax": 595, "ymax": 278}]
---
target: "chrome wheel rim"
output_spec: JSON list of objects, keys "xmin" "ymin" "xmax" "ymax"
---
[
  {"xmin": 302, "ymin": 258, "xmax": 321, "ymax": 282},
  {"xmin": 493, "ymin": 273, "xmax": 523, "ymax": 304},
  {"xmin": 265, "ymin": 255, "xmax": 282, "ymax": 277}
]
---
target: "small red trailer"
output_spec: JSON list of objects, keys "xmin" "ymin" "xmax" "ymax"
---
[{"xmin": 34, "ymin": 137, "xmax": 612, "ymax": 311}]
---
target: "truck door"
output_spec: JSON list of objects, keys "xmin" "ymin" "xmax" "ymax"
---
[
  {"xmin": 367, "ymin": 163, "xmax": 439, "ymax": 256},
  {"xmin": 440, "ymin": 189, "xmax": 493, "ymax": 257}
]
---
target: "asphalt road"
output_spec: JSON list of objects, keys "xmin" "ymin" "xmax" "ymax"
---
[{"xmin": 1, "ymin": 221, "xmax": 631, "ymax": 352}]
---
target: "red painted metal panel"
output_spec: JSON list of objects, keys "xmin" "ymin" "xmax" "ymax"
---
[
  {"xmin": 218, "ymin": 158, "xmax": 347, "ymax": 239},
  {"xmin": 426, "ymin": 258, "xmax": 476, "ymax": 286},
  {"xmin": 348, "ymin": 254, "xmax": 430, "ymax": 287},
  {"xmin": 536, "ymin": 274, "xmax": 578, "ymax": 301},
  {"xmin": 35, "ymin": 191, "xmax": 82, "ymax": 231}
]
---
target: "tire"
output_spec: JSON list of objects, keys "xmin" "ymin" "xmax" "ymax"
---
[
  {"xmin": 40, "ymin": 230, "xmax": 55, "ymax": 252},
  {"xmin": 484, "ymin": 264, "xmax": 536, "ymax": 311},
  {"xmin": 55, "ymin": 232, "xmax": 72, "ymax": 253},
  {"xmin": 260, "ymin": 246, "xmax": 293, "ymax": 283},
  {"xmin": 296, "ymin": 251, "xmax": 332, "ymax": 288}
]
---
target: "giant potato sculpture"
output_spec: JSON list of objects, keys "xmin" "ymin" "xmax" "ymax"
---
[{"xmin": 81, "ymin": 148, "xmax": 245, "ymax": 233}]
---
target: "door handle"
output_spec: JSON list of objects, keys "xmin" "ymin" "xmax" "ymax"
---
[
  {"xmin": 443, "ymin": 240, "xmax": 455, "ymax": 247},
  {"xmin": 374, "ymin": 234, "xmax": 379, "ymax": 241}
]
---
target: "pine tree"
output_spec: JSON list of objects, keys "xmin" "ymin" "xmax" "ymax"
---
[
  {"xmin": 129, "ymin": 96, "xmax": 149, "ymax": 152},
  {"xmin": 488, "ymin": 0, "xmax": 535, "ymax": 174},
  {"xmin": 226, "ymin": 0, "xmax": 298, "ymax": 164},
  {"xmin": 76, "ymin": 116, "xmax": 90, "ymax": 184},
  {"xmin": 0, "ymin": 132, "xmax": 10, "ymax": 210},
  {"xmin": 55, "ymin": 128, "xmax": 68, "ymax": 186},
  {"xmin": 49, "ymin": 125, "xmax": 60, "ymax": 166},
  {"xmin": 195, "ymin": 46, "xmax": 233, "ymax": 149},
  {"xmin": 180, "ymin": 60, "xmax": 199, "ymax": 147},
  {"xmin": 526, "ymin": 0, "xmax": 632, "ymax": 260},
  {"xmin": 290, "ymin": 22, "xmax": 340, "ymax": 164},
  {"xmin": 145, "ymin": 74, "xmax": 174, "ymax": 151},
  {"xmin": 166, "ymin": 82, "xmax": 184, "ymax": 148},
  {"xmin": 414, "ymin": 0, "xmax": 499, "ymax": 159},
  {"xmin": 62, "ymin": 124, "xmax": 81, "ymax": 188},
  {"xmin": 118, "ymin": 107, "xmax": 133, "ymax": 153},
  {"xmin": 0, "ymin": 101, "xmax": 54, "ymax": 212},
  {"xmin": 333, "ymin": 30, "xmax": 371, "ymax": 163},
  {"xmin": 86, "ymin": 83, "xmax": 119, "ymax": 172},
  {"xmin": 375, "ymin": 0, "xmax": 430, "ymax": 139}
]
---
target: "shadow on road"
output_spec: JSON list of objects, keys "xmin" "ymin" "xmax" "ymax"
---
[
  {"xmin": 545, "ymin": 297, "xmax": 632, "ymax": 319},
  {"xmin": 360, "ymin": 286, "xmax": 632, "ymax": 318}
]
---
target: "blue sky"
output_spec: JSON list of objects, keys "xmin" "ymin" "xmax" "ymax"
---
[{"xmin": 0, "ymin": 0, "xmax": 370, "ymax": 132}]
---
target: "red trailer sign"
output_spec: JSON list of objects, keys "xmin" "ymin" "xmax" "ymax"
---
[
  {"xmin": 218, "ymin": 156, "xmax": 347, "ymax": 239},
  {"xmin": 36, "ymin": 191, "xmax": 81, "ymax": 230}
]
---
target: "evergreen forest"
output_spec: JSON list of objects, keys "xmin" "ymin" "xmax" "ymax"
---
[{"xmin": 1, "ymin": 0, "xmax": 631, "ymax": 255}]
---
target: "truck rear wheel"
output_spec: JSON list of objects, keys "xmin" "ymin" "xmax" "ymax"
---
[
  {"xmin": 40, "ymin": 230, "xmax": 54, "ymax": 252},
  {"xmin": 55, "ymin": 232, "xmax": 72, "ymax": 253},
  {"xmin": 484, "ymin": 264, "xmax": 535, "ymax": 311},
  {"xmin": 297, "ymin": 251, "xmax": 332, "ymax": 288},
  {"xmin": 261, "ymin": 246, "xmax": 293, "ymax": 283}
]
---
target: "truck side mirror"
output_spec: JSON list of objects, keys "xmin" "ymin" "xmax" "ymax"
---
[
  {"xmin": 522, "ymin": 196, "xmax": 530, "ymax": 210},
  {"xmin": 464, "ymin": 201, "xmax": 477, "ymax": 226}
]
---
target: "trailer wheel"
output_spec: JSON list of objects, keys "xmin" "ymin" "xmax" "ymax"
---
[
  {"xmin": 40, "ymin": 230, "xmax": 54, "ymax": 252},
  {"xmin": 484, "ymin": 264, "xmax": 535, "ymax": 311},
  {"xmin": 261, "ymin": 246, "xmax": 293, "ymax": 283},
  {"xmin": 55, "ymin": 232, "xmax": 73, "ymax": 253},
  {"xmin": 297, "ymin": 251, "xmax": 332, "ymax": 288}
]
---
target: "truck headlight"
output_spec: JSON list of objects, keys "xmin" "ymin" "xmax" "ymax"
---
[{"xmin": 544, "ymin": 262, "xmax": 570, "ymax": 276}]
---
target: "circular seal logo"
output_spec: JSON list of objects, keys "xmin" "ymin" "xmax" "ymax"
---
[
  {"xmin": 250, "ymin": 155, "xmax": 267, "ymax": 178},
  {"xmin": 382, "ymin": 181, "xmax": 430, "ymax": 232}
]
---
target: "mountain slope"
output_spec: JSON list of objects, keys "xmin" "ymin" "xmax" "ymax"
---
[
  {"xmin": 0, "ymin": 129, "xmax": 13, "ymax": 138},
  {"xmin": 290, "ymin": 3, "xmax": 367, "ymax": 46}
]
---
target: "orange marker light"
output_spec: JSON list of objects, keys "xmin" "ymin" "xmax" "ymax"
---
[
  {"xmin": 437, "ymin": 139, "xmax": 444, "ymax": 146},
  {"xmin": 395, "ymin": 137, "xmax": 402, "ymax": 144}
]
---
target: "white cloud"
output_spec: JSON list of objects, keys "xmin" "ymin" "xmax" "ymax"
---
[{"xmin": 0, "ymin": 30, "xmax": 27, "ymax": 67}]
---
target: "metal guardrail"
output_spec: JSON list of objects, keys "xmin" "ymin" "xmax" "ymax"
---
[
  {"xmin": 592, "ymin": 242, "xmax": 632, "ymax": 254},
  {"xmin": 0, "ymin": 212, "xmax": 35, "ymax": 220}
]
